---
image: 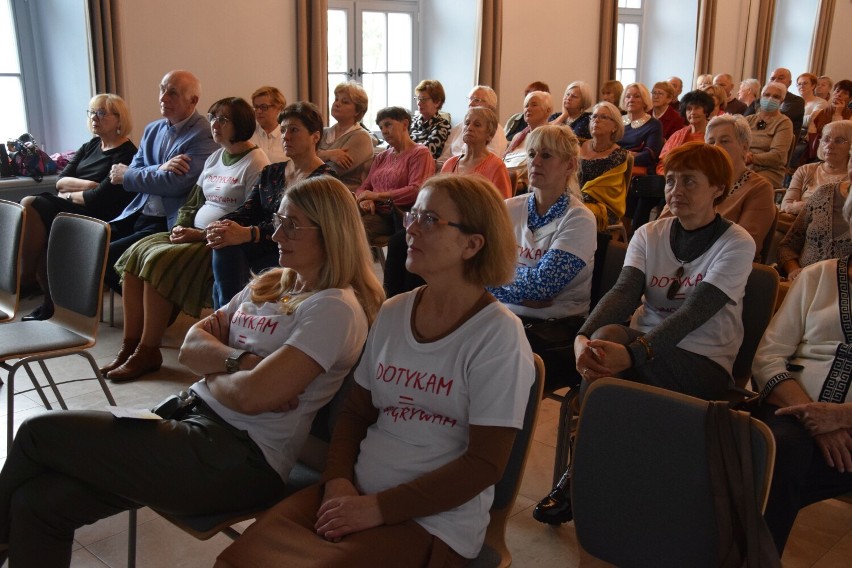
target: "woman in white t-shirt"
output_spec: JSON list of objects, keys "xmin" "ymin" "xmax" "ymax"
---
[
  {"xmin": 534, "ymin": 142, "xmax": 755, "ymax": 526},
  {"xmin": 0, "ymin": 177, "xmax": 385, "ymax": 566},
  {"xmin": 216, "ymin": 174, "xmax": 535, "ymax": 566}
]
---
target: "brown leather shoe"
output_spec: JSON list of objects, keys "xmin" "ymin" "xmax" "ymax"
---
[
  {"xmin": 106, "ymin": 344, "xmax": 162, "ymax": 382},
  {"xmin": 99, "ymin": 338, "xmax": 140, "ymax": 375}
]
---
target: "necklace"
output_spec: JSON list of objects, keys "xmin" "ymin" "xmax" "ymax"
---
[
  {"xmin": 591, "ymin": 140, "xmax": 615, "ymax": 154},
  {"xmin": 279, "ymin": 286, "xmax": 314, "ymax": 315},
  {"xmin": 623, "ymin": 114, "xmax": 650, "ymax": 129},
  {"xmin": 729, "ymin": 170, "xmax": 752, "ymax": 196}
]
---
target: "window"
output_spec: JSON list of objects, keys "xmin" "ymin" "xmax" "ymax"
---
[
  {"xmin": 1, "ymin": 0, "xmax": 27, "ymax": 136},
  {"xmin": 767, "ymin": 0, "xmax": 819, "ymax": 81},
  {"xmin": 329, "ymin": 1, "xmax": 419, "ymax": 130},
  {"xmin": 616, "ymin": 0, "xmax": 643, "ymax": 85}
]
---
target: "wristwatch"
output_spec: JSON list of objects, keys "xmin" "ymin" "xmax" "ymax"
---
[{"xmin": 224, "ymin": 349, "xmax": 247, "ymax": 373}]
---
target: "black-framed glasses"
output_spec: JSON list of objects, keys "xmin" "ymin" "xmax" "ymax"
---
[
  {"xmin": 86, "ymin": 109, "xmax": 113, "ymax": 119},
  {"xmin": 207, "ymin": 113, "xmax": 231, "ymax": 125},
  {"xmin": 253, "ymin": 104, "xmax": 275, "ymax": 112},
  {"xmin": 272, "ymin": 213, "xmax": 321, "ymax": 239},
  {"xmin": 667, "ymin": 265, "xmax": 685, "ymax": 300},
  {"xmin": 403, "ymin": 211, "xmax": 469, "ymax": 233},
  {"xmin": 756, "ymin": 120, "xmax": 767, "ymax": 130}
]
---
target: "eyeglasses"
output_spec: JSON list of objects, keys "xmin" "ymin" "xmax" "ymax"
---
[
  {"xmin": 403, "ymin": 211, "xmax": 469, "ymax": 233},
  {"xmin": 86, "ymin": 109, "xmax": 113, "ymax": 119},
  {"xmin": 667, "ymin": 265, "xmax": 685, "ymax": 300},
  {"xmin": 467, "ymin": 96, "xmax": 486, "ymax": 104},
  {"xmin": 207, "ymin": 114, "xmax": 231, "ymax": 125},
  {"xmin": 272, "ymin": 214, "xmax": 321, "ymax": 239},
  {"xmin": 415, "ymin": 96, "xmax": 432, "ymax": 103},
  {"xmin": 822, "ymin": 136, "xmax": 850, "ymax": 146},
  {"xmin": 590, "ymin": 114, "xmax": 613, "ymax": 122},
  {"xmin": 756, "ymin": 120, "xmax": 767, "ymax": 130},
  {"xmin": 253, "ymin": 104, "xmax": 275, "ymax": 112},
  {"xmin": 651, "ymin": 91, "xmax": 668, "ymax": 97}
]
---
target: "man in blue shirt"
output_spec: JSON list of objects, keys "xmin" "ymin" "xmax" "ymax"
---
[{"xmin": 105, "ymin": 69, "xmax": 217, "ymax": 291}]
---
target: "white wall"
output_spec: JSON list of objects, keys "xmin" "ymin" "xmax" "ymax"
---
[
  {"xmin": 823, "ymin": 0, "xmax": 852, "ymax": 83},
  {"xmin": 116, "ymin": 0, "xmax": 298, "ymax": 144},
  {"xmin": 767, "ymin": 0, "xmax": 819, "ymax": 80},
  {"xmin": 420, "ymin": 0, "xmax": 478, "ymax": 125}
]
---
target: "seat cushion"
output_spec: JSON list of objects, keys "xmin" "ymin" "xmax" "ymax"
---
[{"xmin": 0, "ymin": 320, "xmax": 88, "ymax": 360}]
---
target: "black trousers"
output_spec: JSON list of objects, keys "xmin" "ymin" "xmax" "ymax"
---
[{"xmin": 0, "ymin": 405, "xmax": 286, "ymax": 567}]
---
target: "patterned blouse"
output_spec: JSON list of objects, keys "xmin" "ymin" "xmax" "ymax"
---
[
  {"xmin": 410, "ymin": 114, "xmax": 451, "ymax": 160},
  {"xmin": 578, "ymin": 147, "xmax": 628, "ymax": 187},
  {"xmin": 490, "ymin": 193, "xmax": 586, "ymax": 304},
  {"xmin": 777, "ymin": 182, "xmax": 852, "ymax": 269},
  {"xmin": 222, "ymin": 161, "xmax": 334, "ymax": 253}
]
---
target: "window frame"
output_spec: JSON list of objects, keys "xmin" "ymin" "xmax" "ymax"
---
[{"xmin": 616, "ymin": 1, "xmax": 643, "ymax": 86}]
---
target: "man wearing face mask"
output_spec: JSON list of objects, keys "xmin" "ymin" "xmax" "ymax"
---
[{"xmin": 744, "ymin": 82, "xmax": 795, "ymax": 187}]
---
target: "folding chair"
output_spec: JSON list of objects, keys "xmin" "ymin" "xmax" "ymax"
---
[
  {"xmin": 0, "ymin": 213, "xmax": 115, "ymax": 449},
  {"xmin": 0, "ymin": 199, "xmax": 26, "ymax": 324}
]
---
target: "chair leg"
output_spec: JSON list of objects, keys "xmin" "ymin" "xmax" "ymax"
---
[
  {"xmin": 36, "ymin": 360, "xmax": 68, "ymax": 410},
  {"xmin": 553, "ymin": 389, "xmax": 580, "ymax": 486},
  {"xmin": 21, "ymin": 362, "xmax": 54, "ymax": 409},
  {"xmin": 79, "ymin": 351, "xmax": 117, "ymax": 405},
  {"xmin": 128, "ymin": 508, "xmax": 137, "ymax": 568}
]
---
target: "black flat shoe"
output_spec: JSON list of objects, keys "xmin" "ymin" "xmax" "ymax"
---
[
  {"xmin": 533, "ymin": 480, "xmax": 573, "ymax": 525},
  {"xmin": 21, "ymin": 303, "xmax": 54, "ymax": 322}
]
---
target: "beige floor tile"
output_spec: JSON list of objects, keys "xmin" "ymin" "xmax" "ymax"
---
[
  {"xmin": 812, "ymin": 529, "xmax": 852, "ymax": 568},
  {"xmin": 518, "ymin": 439, "xmax": 557, "ymax": 503},
  {"xmin": 69, "ymin": 547, "xmax": 110, "ymax": 568},
  {"xmin": 505, "ymin": 503, "xmax": 582, "ymax": 566},
  {"xmin": 74, "ymin": 508, "xmax": 159, "ymax": 548}
]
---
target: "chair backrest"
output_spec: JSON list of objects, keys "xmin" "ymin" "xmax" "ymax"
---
[
  {"xmin": 572, "ymin": 378, "xmax": 775, "ymax": 568},
  {"xmin": 47, "ymin": 213, "xmax": 110, "ymax": 340},
  {"xmin": 472, "ymin": 354, "xmax": 544, "ymax": 567},
  {"xmin": 591, "ymin": 239, "xmax": 628, "ymax": 308},
  {"xmin": 732, "ymin": 263, "xmax": 779, "ymax": 388},
  {"xmin": 0, "ymin": 199, "xmax": 25, "ymax": 322},
  {"xmin": 758, "ymin": 209, "xmax": 779, "ymax": 264}
]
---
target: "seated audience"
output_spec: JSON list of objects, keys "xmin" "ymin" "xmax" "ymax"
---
[
  {"xmin": 661, "ymin": 114, "xmax": 776, "ymax": 261},
  {"xmin": 738, "ymin": 78, "xmax": 761, "ymax": 110},
  {"xmin": 318, "ymin": 81, "xmax": 374, "ymax": 191},
  {"xmin": 781, "ymin": 120, "xmax": 852, "ymax": 224},
  {"xmin": 490, "ymin": 125, "xmax": 597, "ymax": 385},
  {"xmin": 355, "ymin": 107, "xmax": 435, "ymax": 240},
  {"xmin": 747, "ymin": 68, "xmax": 805, "ymax": 137},
  {"xmin": 600, "ymin": 79, "xmax": 624, "ymax": 110},
  {"xmin": 441, "ymin": 107, "xmax": 512, "ymax": 198},
  {"xmin": 214, "ymin": 174, "xmax": 534, "ymax": 568},
  {"xmin": 0, "ymin": 176, "xmax": 384, "ymax": 567},
  {"xmin": 441, "ymin": 85, "xmax": 508, "ymax": 161},
  {"xmin": 103, "ymin": 97, "xmax": 270, "ymax": 382},
  {"xmin": 20, "ymin": 93, "xmax": 137, "ymax": 321},
  {"xmin": 503, "ymin": 90, "xmax": 553, "ymax": 190},
  {"xmin": 806, "ymin": 79, "xmax": 852, "ymax": 162},
  {"xmin": 534, "ymin": 142, "xmax": 755, "ymax": 526},
  {"xmin": 619, "ymin": 82, "xmax": 664, "ymax": 233},
  {"xmin": 815, "ymin": 75, "xmax": 834, "ymax": 101},
  {"xmin": 106, "ymin": 69, "xmax": 218, "ymax": 293},
  {"xmin": 797, "ymin": 73, "xmax": 830, "ymax": 131},
  {"xmin": 744, "ymin": 81, "xmax": 795, "ymax": 188},
  {"xmin": 751, "ymin": 192, "xmax": 852, "ymax": 554},
  {"xmin": 651, "ymin": 81, "xmax": 686, "ymax": 139},
  {"xmin": 578, "ymin": 101, "xmax": 629, "ymax": 230},
  {"xmin": 208, "ymin": 102, "xmax": 333, "ymax": 308},
  {"xmin": 410, "ymin": 79, "xmax": 451, "ymax": 160},
  {"xmin": 549, "ymin": 81, "xmax": 594, "ymax": 140},
  {"xmin": 715, "ymin": 73, "xmax": 748, "ymax": 115},
  {"xmin": 668, "ymin": 76, "xmax": 684, "ymax": 110},
  {"xmin": 696, "ymin": 74, "xmax": 713, "ymax": 90},
  {"xmin": 504, "ymin": 81, "xmax": 549, "ymax": 142},
  {"xmin": 777, "ymin": 153, "xmax": 852, "ymax": 281},
  {"xmin": 656, "ymin": 90, "xmax": 715, "ymax": 174},
  {"xmin": 249, "ymin": 85, "xmax": 287, "ymax": 163}
]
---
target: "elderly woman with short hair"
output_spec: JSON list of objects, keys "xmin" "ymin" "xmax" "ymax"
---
[
  {"xmin": 440, "ymin": 85, "xmax": 508, "ymax": 161},
  {"xmin": 318, "ymin": 81, "xmax": 373, "ymax": 191},
  {"xmin": 577, "ymin": 102, "xmax": 629, "ymax": 230},
  {"xmin": 738, "ymin": 78, "xmax": 761, "ymax": 110},
  {"xmin": 549, "ymin": 81, "xmax": 594, "ymax": 140},
  {"xmin": 410, "ymin": 79, "xmax": 451, "ymax": 160},
  {"xmin": 744, "ymin": 81, "xmax": 795, "ymax": 188},
  {"xmin": 651, "ymin": 81, "xmax": 685, "ymax": 139},
  {"xmin": 250, "ymin": 85, "xmax": 287, "ymax": 163},
  {"xmin": 441, "ymin": 107, "xmax": 512, "ymax": 198}
]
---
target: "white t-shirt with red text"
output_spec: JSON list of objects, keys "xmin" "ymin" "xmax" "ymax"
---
[
  {"xmin": 352, "ymin": 290, "xmax": 534, "ymax": 559},
  {"xmin": 626, "ymin": 217, "xmax": 755, "ymax": 372}
]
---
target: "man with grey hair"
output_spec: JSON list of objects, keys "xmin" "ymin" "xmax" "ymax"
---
[
  {"xmin": 668, "ymin": 76, "xmax": 683, "ymax": 110},
  {"xmin": 105, "ymin": 69, "xmax": 217, "ymax": 291},
  {"xmin": 438, "ymin": 85, "xmax": 508, "ymax": 162},
  {"xmin": 714, "ymin": 73, "xmax": 748, "ymax": 115}
]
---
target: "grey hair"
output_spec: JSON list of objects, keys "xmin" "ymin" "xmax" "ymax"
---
[
  {"xmin": 565, "ymin": 81, "xmax": 595, "ymax": 111},
  {"xmin": 818, "ymin": 120, "xmax": 852, "ymax": 161},
  {"xmin": 740, "ymin": 78, "xmax": 761, "ymax": 99},
  {"xmin": 763, "ymin": 81, "xmax": 788, "ymax": 98},
  {"xmin": 468, "ymin": 85, "xmax": 498, "ymax": 111},
  {"xmin": 706, "ymin": 114, "xmax": 752, "ymax": 147}
]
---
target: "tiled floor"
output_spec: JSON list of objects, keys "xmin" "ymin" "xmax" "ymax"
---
[{"xmin": 2, "ymin": 293, "xmax": 852, "ymax": 567}]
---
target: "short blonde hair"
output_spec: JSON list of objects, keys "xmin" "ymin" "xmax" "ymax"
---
[
  {"xmin": 334, "ymin": 81, "xmax": 369, "ymax": 122},
  {"xmin": 423, "ymin": 174, "xmax": 517, "ymax": 286},
  {"xmin": 818, "ymin": 120, "xmax": 852, "ymax": 161},
  {"xmin": 621, "ymin": 83, "xmax": 653, "ymax": 113},
  {"xmin": 249, "ymin": 176, "xmax": 385, "ymax": 324},
  {"xmin": 526, "ymin": 125, "xmax": 580, "ymax": 197},
  {"xmin": 251, "ymin": 86, "xmax": 286, "ymax": 109},
  {"xmin": 591, "ymin": 102, "xmax": 624, "ymax": 142},
  {"xmin": 89, "ymin": 93, "xmax": 132, "ymax": 137},
  {"xmin": 465, "ymin": 107, "xmax": 498, "ymax": 142},
  {"xmin": 565, "ymin": 81, "xmax": 594, "ymax": 110}
]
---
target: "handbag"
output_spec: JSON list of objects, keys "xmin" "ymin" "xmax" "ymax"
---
[
  {"xmin": 7, "ymin": 133, "xmax": 57, "ymax": 182},
  {"xmin": 521, "ymin": 315, "xmax": 585, "ymax": 352}
]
